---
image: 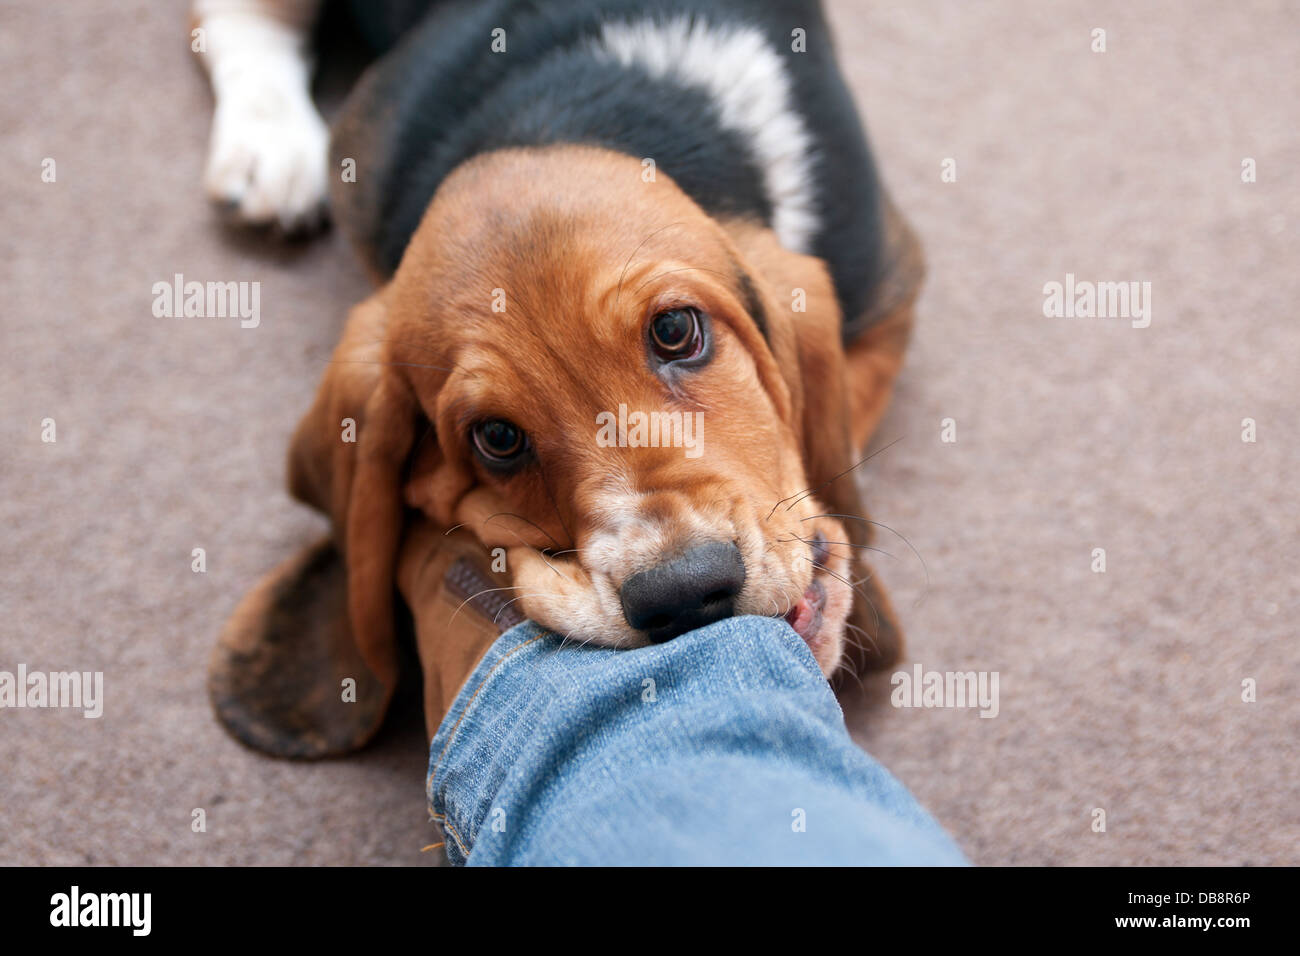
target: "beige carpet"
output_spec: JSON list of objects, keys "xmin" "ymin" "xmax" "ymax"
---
[{"xmin": 1, "ymin": 0, "xmax": 1296, "ymax": 865}]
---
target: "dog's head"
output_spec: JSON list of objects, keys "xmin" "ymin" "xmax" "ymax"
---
[{"xmin": 291, "ymin": 146, "xmax": 891, "ymax": 691}]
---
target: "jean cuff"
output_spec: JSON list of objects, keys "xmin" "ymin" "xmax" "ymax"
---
[{"xmin": 426, "ymin": 621, "xmax": 557, "ymax": 863}]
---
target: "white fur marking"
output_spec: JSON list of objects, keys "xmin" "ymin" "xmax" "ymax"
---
[{"xmin": 590, "ymin": 16, "xmax": 819, "ymax": 253}]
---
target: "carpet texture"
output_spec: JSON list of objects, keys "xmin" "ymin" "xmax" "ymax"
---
[{"xmin": 1, "ymin": 0, "xmax": 1296, "ymax": 866}]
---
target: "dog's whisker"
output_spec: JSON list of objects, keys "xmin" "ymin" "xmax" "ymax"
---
[
  {"xmin": 537, "ymin": 551, "xmax": 574, "ymax": 581},
  {"xmin": 838, "ymin": 623, "xmax": 875, "ymax": 693},
  {"xmin": 843, "ymin": 620, "xmax": 880, "ymax": 658},
  {"xmin": 544, "ymin": 547, "xmax": 589, "ymax": 560},
  {"xmin": 447, "ymin": 585, "xmax": 527, "ymax": 628},
  {"xmin": 477, "ymin": 522, "xmax": 570, "ymax": 581},
  {"xmin": 789, "ymin": 531, "xmax": 896, "ymax": 560},
  {"xmin": 481, "ymin": 511, "xmax": 564, "ymax": 551},
  {"xmin": 548, "ymin": 630, "xmax": 575, "ymax": 656},
  {"xmin": 838, "ymin": 630, "xmax": 875, "ymax": 688},
  {"xmin": 766, "ymin": 435, "xmax": 905, "ymax": 519},
  {"xmin": 570, "ymin": 630, "xmax": 605, "ymax": 653},
  {"xmin": 850, "ymin": 567, "xmax": 877, "ymax": 587},
  {"xmin": 806, "ymin": 513, "xmax": 929, "ymax": 604},
  {"xmin": 493, "ymin": 591, "xmax": 553, "ymax": 625}
]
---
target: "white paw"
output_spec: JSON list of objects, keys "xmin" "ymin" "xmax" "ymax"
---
[{"xmin": 203, "ymin": 77, "xmax": 329, "ymax": 232}]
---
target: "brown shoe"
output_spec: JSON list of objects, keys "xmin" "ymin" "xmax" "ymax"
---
[{"xmin": 396, "ymin": 520, "xmax": 522, "ymax": 741}]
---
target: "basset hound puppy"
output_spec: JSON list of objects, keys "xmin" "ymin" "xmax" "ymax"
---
[{"xmin": 199, "ymin": 0, "xmax": 924, "ymax": 757}]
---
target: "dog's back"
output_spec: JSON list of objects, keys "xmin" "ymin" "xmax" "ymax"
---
[{"xmin": 330, "ymin": 0, "xmax": 893, "ymax": 338}]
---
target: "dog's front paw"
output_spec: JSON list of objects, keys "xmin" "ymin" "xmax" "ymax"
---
[{"xmin": 203, "ymin": 77, "xmax": 329, "ymax": 233}]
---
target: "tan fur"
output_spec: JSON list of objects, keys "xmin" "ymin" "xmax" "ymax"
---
[{"xmin": 287, "ymin": 144, "xmax": 921, "ymax": 713}]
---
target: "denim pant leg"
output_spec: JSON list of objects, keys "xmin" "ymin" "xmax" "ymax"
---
[{"xmin": 427, "ymin": 615, "xmax": 968, "ymax": 866}]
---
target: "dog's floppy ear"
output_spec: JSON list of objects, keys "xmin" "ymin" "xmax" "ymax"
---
[
  {"xmin": 287, "ymin": 289, "xmax": 421, "ymax": 692},
  {"xmin": 720, "ymin": 222, "xmax": 857, "ymax": 511},
  {"xmin": 724, "ymin": 209, "xmax": 922, "ymax": 673},
  {"xmin": 209, "ymin": 290, "xmax": 424, "ymax": 758}
]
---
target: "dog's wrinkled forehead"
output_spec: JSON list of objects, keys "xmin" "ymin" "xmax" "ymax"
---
[
  {"xmin": 387, "ymin": 146, "xmax": 781, "ymax": 416},
  {"xmin": 393, "ymin": 147, "xmax": 748, "ymax": 330}
]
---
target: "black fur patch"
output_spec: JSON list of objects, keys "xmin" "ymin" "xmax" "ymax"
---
[
  {"xmin": 733, "ymin": 265, "xmax": 769, "ymax": 343},
  {"xmin": 333, "ymin": 0, "xmax": 892, "ymax": 334}
]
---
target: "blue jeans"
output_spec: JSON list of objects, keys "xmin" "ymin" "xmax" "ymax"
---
[{"xmin": 427, "ymin": 615, "xmax": 968, "ymax": 866}]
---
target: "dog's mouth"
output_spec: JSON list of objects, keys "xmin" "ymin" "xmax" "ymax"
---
[
  {"xmin": 784, "ymin": 577, "xmax": 827, "ymax": 651},
  {"xmin": 776, "ymin": 528, "xmax": 841, "ymax": 666},
  {"xmin": 514, "ymin": 517, "xmax": 851, "ymax": 676}
]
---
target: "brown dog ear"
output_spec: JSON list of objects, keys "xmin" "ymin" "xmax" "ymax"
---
[
  {"xmin": 841, "ymin": 199, "xmax": 924, "ymax": 454},
  {"xmin": 723, "ymin": 214, "xmax": 920, "ymax": 673},
  {"xmin": 719, "ymin": 221, "xmax": 858, "ymax": 514},
  {"xmin": 209, "ymin": 537, "xmax": 392, "ymax": 758},
  {"xmin": 287, "ymin": 291, "xmax": 390, "ymax": 523},
  {"xmin": 287, "ymin": 289, "xmax": 421, "ymax": 692},
  {"xmin": 209, "ymin": 290, "xmax": 425, "ymax": 758}
]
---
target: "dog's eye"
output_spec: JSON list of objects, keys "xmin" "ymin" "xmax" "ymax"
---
[
  {"xmin": 649, "ymin": 307, "xmax": 704, "ymax": 361},
  {"xmin": 471, "ymin": 419, "xmax": 527, "ymax": 462}
]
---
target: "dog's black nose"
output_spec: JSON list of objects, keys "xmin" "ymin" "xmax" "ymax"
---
[{"xmin": 619, "ymin": 541, "xmax": 746, "ymax": 643}]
